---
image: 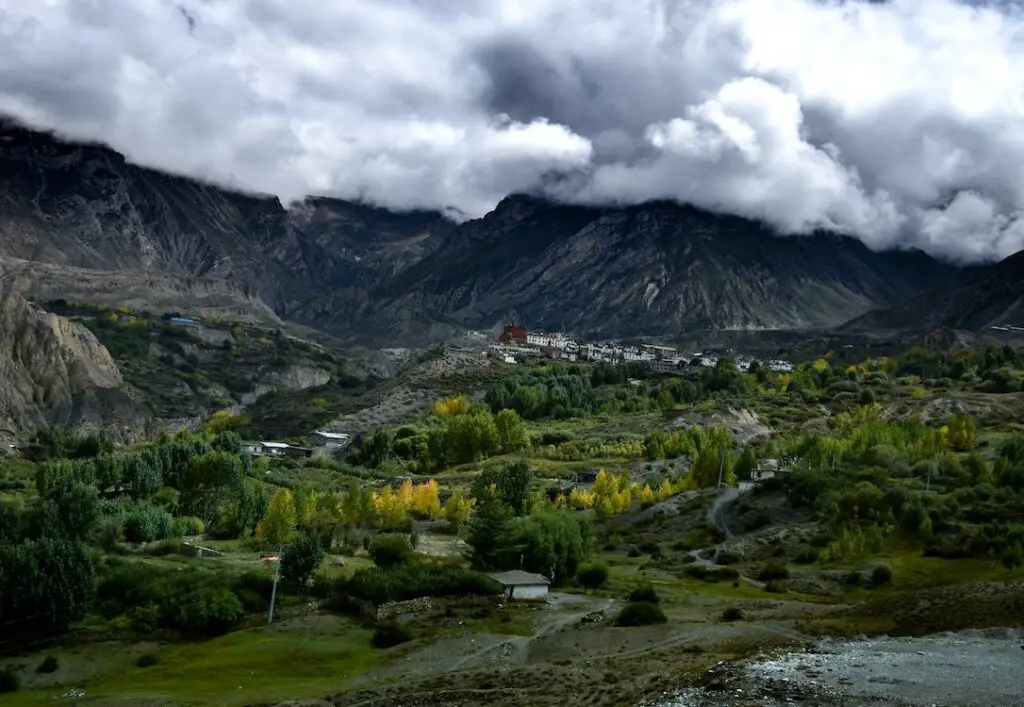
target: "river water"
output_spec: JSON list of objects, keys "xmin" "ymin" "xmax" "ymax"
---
[{"xmin": 647, "ymin": 629, "xmax": 1024, "ymax": 706}]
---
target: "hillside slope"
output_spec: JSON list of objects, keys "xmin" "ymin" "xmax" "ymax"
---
[
  {"xmin": 841, "ymin": 250, "xmax": 1024, "ymax": 335},
  {"xmin": 370, "ymin": 196, "xmax": 959, "ymax": 340}
]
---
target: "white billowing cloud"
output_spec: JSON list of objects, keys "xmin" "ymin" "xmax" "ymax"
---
[{"xmin": 2, "ymin": 0, "xmax": 1024, "ymax": 262}]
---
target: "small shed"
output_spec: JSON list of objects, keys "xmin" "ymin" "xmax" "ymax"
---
[{"xmin": 487, "ymin": 570, "xmax": 551, "ymax": 602}]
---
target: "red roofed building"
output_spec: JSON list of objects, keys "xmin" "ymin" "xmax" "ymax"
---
[{"xmin": 500, "ymin": 324, "xmax": 528, "ymax": 345}]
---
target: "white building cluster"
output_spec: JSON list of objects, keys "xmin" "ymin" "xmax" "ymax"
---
[{"xmin": 493, "ymin": 326, "xmax": 793, "ymax": 373}]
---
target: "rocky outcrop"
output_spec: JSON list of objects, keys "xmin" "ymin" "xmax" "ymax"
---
[{"xmin": 0, "ymin": 281, "xmax": 139, "ymax": 440}]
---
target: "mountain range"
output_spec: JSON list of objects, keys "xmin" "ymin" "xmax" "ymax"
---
[{"xmin": 0, "ymin": 119, "xmax": 1016, "ymax": 346}]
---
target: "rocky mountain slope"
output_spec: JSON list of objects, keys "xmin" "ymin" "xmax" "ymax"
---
[
  {"xmin": 370, "ymin": 196, "xmax": 959, "ymax": 340},
  {"xmin": 0, "ymin": 281, "xmax": 141, "ymax": 443},
  {"xmin": 0, "ymin": 120, "xmax": 960, "ymax": 344},
  {"xmin": 0, "ymin": 120, "xmax": 453, "ymax": 327},
  {"xmin": 841, "ymin": 250, "xmax": 1024, "ymax": 335}
]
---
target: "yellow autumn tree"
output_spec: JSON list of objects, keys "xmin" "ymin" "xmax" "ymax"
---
[
  {"xmin": 657, "ymin": 478, "xmax": 676, "ymax": 501},
  {"xmin": 946, "ymin": 414, "xmax": 977, "ymax": 452},
  {"xmin": 293, "ymin": 486, "xmax": 317, "ymax": 529},
  {"xmin": 257, "ymin": 488, "xmax": 297, "ymax": 546},
  {"xmin": 372, "ymin": 486, "xmax": 407, "ymax": 529},
  {"xmin": 396, "ymin": 479, "xmax": 415, "ymax": 512},
  {"xmin": 592, "ymin": 470, "xmax": 631, "ymax": 518},
  {"xmin": 432, "ymin": 395, "xmax": 472, "ymax": 416},
  {"xmin": 443, "ymin": 490, "xmax": 475, "ymax": 532},
  {"xmin": 636, "ymin": 483, "xmax": 656, "ymax": 505},
  {"xmin": 413, "ymin": 479, "xmax": 441, "ymax": 518},
  {"xmin": 568, "ymin": 486, "xmax": 594, "ymax": 510}
]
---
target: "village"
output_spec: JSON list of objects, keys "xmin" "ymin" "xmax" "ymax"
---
[{"xmin": 490, "ymin": 324, "xmax": 795, "ymax": 373}]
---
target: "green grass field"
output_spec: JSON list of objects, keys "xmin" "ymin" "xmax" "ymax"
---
[{"xmin": 3, "ymin": 618, "xmax": 381, "ymax": 707}]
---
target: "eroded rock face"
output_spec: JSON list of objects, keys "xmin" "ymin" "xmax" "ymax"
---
[{"xmin": 0, "ymin": 283, "xmax": 125, "ymax": 437}]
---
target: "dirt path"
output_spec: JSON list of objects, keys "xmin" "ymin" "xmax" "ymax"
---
[
  {"xmin": 695, "ymin": 487, "xmax": 765, "ymax": 589},
  {"xmin": 450, "ymin": 596, "xmax": 616, "ymax": 670}
]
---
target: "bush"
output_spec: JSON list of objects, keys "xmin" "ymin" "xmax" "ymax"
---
[
  {"xmin": 372, "ymin": 621, "xmax": 413, "ymax": 648},
  {"xmin": 136, "ymin": 654, "xmax": 158, "ymax": 668},
  {"xmin": 123, "ymin": 506, "xmax": 173, "ymax": 543},
  {"xmin": 844, "ymin": 570, "xmax": 862, "ymax": 587},
  {"xmin": 615, "ymin": 601, "xmax": 667, "ymax": 627},
  {"xmin": 764, "ymin": 580, "xmax": 787, "ymax": 594},
  {"xmin": 721, "ymin": 607, "xmax": 744, "ymax": 622},
  {"xmin": 338, "ymin": 562, "xmax": 502, "ymax": 605},
  {"xmin": 576, "ymin": 562, "xmax": 609, "ymax": 591},
  {"xmin": 368, "ymin": 534, "xmax": 413, "ymax": 568},
  {"xmin": 871, "ymin": 564, "xmax": 893, "ymax": 587},
  {"xmin": 170, "ymin": 516, "xmax": 205, "ymax": 538},
  {"xmin": 37, "ymin": 656, "xmax": 59, "ymax": 674},
  {"xmin": 626, "ymin": 584, "xmax": 660, "ymax": 604},
  {"xmin": 0, "ymin": 667, "xmax": 19, "ymax": 693},
  {"xmin": 757, "ymin": 560, "xmax": 789, "ymax": 582},
  {"xmin": 168, "ymin": 587, "xmax": 245, "ymax": 637},
  {"xmin": 715, "ymin": 550, "xmax": 742, "ymax": 565}
]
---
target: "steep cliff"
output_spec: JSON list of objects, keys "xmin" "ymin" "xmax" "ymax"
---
[{"xmin": 0, "ymin": 281, "xmax": 138, "ymax": 440}]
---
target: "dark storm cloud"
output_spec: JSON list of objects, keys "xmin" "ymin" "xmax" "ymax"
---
[{"xmin": 2, "ymin": 0, "xmax": 1024, "ymax": 261}]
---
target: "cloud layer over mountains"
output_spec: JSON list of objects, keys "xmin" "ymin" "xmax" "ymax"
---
[{"xmin": 2, "ymin": 0, "xmax": 1024, "ymax": 262}]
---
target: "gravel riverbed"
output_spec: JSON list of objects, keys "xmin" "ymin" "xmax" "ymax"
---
[{"xmin": 647, "ymin": 629, "xmax": 1024, "ymax": 706}]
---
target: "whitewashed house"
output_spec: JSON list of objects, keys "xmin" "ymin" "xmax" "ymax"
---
[{"xmin": 487, "ymin": 570, "xmax": 551, "ymax": 602}]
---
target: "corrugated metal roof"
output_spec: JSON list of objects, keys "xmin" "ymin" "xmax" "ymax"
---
[
  {"xmin": 261, "ymin": 441, "xmax": 290, "ymax": 448},
  {"xmin": 487, "ymin": 570, "xmax": 551, "ymax": 586}
]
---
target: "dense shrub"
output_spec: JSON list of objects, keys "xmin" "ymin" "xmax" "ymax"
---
[
  {"xmin": 372, "ymin": 621, "xmax": 413, "ymax": 648},
  {"xmin": 715, "ymin": 550, "xmax": 742, "ymax": 565},
  {"xmin": 626, "ymin": 584, "xmax": 660, "ymax": 604},
  {"xmin": 168, "ymin": 587, "xmax": 245, "ymax": 637},
  {"xmin": 757, "ymin": 560, "xmax": 790, "ymax": 582},
  {"xmin": 136, "ymin": 654, "xmax": 158, "ymax": 668},
  {"xmin": 368, "ymin": 534, "xmax": 413, "ymax": 568},
  {"xmin": 871, "ymin": 564, "xmax": 893, "ymax": 587},
  {"xmin": 170, "ymin": 516, "xmax": 205, "ymax": 537},
  {"xmin": 615, "ymin": 601, "xmax": 667, "ymax": 627},
  {"xmin": 721, "ymin": 607, "xmax": 744, "ymax": 622},
  {"xmin": 37, "ymin": 656, "xmax": 59, "ymax": 674},
  {"xmin": 576, "ymin": 562, "xmax": 609, "ymax": 591},
  {"xmin": 122, "ymin": 506, "xmax": 173, "ymax": 543},
  {"xmin": 338, "ymin": 562, "xmax": 502, "ymax": 605}
]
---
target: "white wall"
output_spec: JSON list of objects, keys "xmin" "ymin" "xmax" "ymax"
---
[{"xmin": 508, "ymin": 584, "xmax": 549, "ymax": 601}]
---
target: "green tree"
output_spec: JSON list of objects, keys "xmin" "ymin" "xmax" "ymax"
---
[
  {"xmin": 446, "ymin": 412, "xmax": 499, "ymax": 464},
  {"xmin": 257, "ymin": 488, "xmax": 297, "ymax": 546},
  {"xmin": 495, "ymin": 409, "xmax": 527, "ymax": 453},
  {"xmin": 473, "ymin": 459, "xmax": 533, "ymax": 516},
  {"xmin": 218, "ymin": 479, "xmax": 268, "ymax": 538},
  {"xmin": 179, "ymin": 452, "xmax": 243, "ymax": 523},
  {"xmin": 281, "ymin": 534, "xmax": 324, "ymax": 592},
  {"xmin": 466, "ymin": 488, "xmax": 516, "ymax": 570},
  {"xmin": 510, "ymin": 510, "xmax": 591, "ymax": 582},
  {"xmin": 733, "ymin": 447, "xmax": 757, "ymax": 481},
  {"xmin": 0, "ymin": 537, "xmax": 95, "ymax": 637},
  {"xmin": 368, "ymin": 533, "xmax": 413, "ymax": 568}
]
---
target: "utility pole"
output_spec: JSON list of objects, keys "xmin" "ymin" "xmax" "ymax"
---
[{"xmin": 267, "ymin": 545, "xmax": 283, "ymax": 626}]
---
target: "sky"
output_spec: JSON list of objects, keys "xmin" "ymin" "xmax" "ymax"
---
[{"xmin": 2, "ymin": 0, "xmax": 1024, "ymax": 263}]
